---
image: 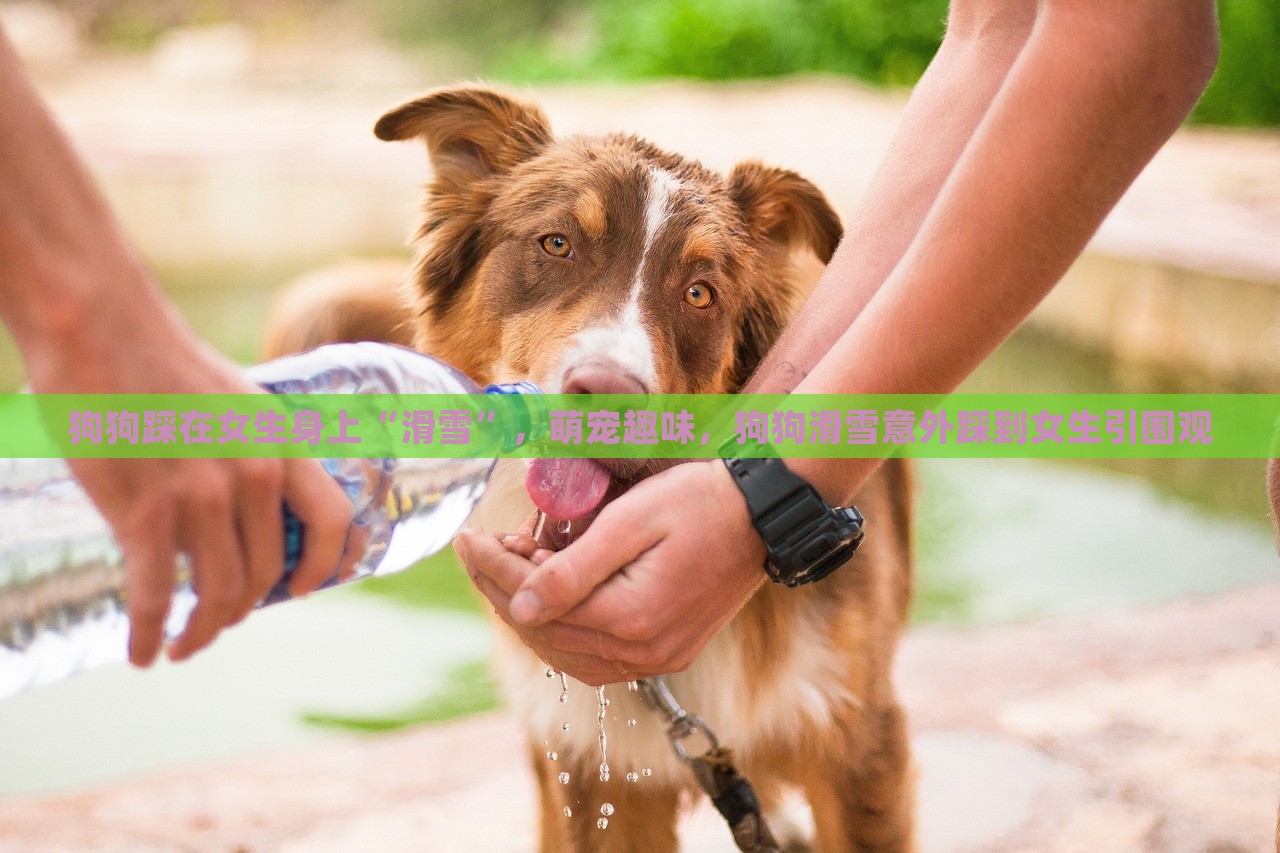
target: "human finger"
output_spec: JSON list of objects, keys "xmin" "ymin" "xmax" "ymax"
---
[
  {"xmin": 168, "ymin": 487, "xmax": 247, "ymax": 661},
  {"xmin": 281, "ymin": 459, "xmax": 353, "ymax": 596},
  {"xmin": 121, "ymin": 533, "xmax": 176, "ymax": 668},
  {"xmin": 508, "ymin": 501, "xmax": 659, "ymax": 626},
  {"xmin": 231, "ymin": 460, "xmax": 286, "ymax": 618}
]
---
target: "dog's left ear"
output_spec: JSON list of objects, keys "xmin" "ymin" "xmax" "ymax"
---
[
  {"xmin": 373, "ymin": 87, "xmax": 552, "ymax": 331},
  {"xmin": 728, "ymin": 161, "xmax": 843, "ymax": 263},
  {"xmin": 374, "ymin": 87, "xmax": 553, "ymax": 192}
]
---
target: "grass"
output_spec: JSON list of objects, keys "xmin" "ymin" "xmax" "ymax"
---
[
  {"xmin": 301, "ymin": 549, "xmax": 497, "ymax": 733},
  {"xmin": 301, "ymin": 659, "xmax": 500, "ymax": 732},
  {"xmin": 352, "ymin": 548, "xmax": 486, "ymax": 614}
]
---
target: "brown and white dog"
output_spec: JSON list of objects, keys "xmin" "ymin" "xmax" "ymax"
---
[{"xmin": 263, "ymin": 86, "xmax": 915, "ymax": 853}]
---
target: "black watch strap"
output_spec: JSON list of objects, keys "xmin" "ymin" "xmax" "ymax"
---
[{"xmin": 722, "ymin": 455, "xmax": 865, "ymax": 587}]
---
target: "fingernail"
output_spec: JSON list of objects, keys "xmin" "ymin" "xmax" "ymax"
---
[
  {"xmin": 454, "ymin": 531, "xmax": 472, "ymax": 562},
  {"xmin": 510, "ymin": 589, "xmax": 543, "ymax": 625}
]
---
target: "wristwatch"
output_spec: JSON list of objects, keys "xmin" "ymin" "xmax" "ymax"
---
[{"xmin": 721, "ymin": 454, "xmax": 865, "ymax": 587}]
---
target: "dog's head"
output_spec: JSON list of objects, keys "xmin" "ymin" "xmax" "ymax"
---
[{"xmin": 376, "ymin": 86, "xmax": 841, "ymax": 525}]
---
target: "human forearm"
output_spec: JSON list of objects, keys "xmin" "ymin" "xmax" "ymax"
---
[
  {"xmin": 0, "ymin": 29, "xmax": 172, "ymax": 374},
  {"xmin": 791, "ymin": 0, "xmax": 1219, "ymax": 502},
  {"xmin": 747, "ymin": 1, "xmax": 1037, "ymax": 394},
  {"xmin": 0, "ymin": 28, "xmax": 357, "ymax": 664}
]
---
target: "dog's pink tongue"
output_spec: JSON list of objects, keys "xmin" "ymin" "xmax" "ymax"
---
[{"xmin": 526, "ymin": 458, "xmax": 612, "ymax": 521}]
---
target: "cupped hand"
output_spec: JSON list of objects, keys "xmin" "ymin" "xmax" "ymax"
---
[
  {"xmin": 26, "ymin": 304, "xmax": 357, "ymax": 667},
  {"xmin": 456, "ymin": 460, "xmax": 766, "ymax": 686}
]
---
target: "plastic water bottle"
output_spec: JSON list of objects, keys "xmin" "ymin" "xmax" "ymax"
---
[{"xmin": 0, "ymin": 342, "xmax": 540, "ymax": 700}]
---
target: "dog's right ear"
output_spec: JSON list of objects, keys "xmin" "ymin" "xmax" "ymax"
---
[{"xmin": 374, "ymin": 87, "xmax": 552, "ymax": 191}]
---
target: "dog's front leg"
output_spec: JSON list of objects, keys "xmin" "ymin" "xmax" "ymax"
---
[
  {"xmin": 541, "ymin": 752, "xmax": 681, "ymax": 853},
  {"xmin": 803, "ymin": 700, "xmax": 915, "ymax": 853}
]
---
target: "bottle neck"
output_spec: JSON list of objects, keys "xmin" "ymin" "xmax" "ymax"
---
[{"xmin": 484, "ymin": 382, "xmax": 545, "ymax": 452}]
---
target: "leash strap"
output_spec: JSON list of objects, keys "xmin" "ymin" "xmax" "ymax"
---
[
  {"xmin": 638, "ymin": 678, "xmax": 782, "ymax": 853},
  {"xmin": 689, "ymin": 747, "xmax": 782, "ymax": 853}
]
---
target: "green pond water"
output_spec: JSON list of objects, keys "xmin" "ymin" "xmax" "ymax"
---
[{"xmin": 0, "ymin": 260, "xmax": 1275, "ymax": 797}]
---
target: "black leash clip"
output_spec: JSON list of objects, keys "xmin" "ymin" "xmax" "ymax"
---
[
  {"xmin": 636, "ymin": 676, "xmax": 783, "ymax": 853},
  {"xmin": 637, "ymin": 676, "xmax": 720, "ymax": 762}
]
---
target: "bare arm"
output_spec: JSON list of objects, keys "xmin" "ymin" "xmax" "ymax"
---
[
  {"xmin": 749, "ymin": 0, "xmax": 1037, "ymax": 395},
  {"xmin": 789, "ymin": 0, "xmax": 1219, "ymax": 503},
  {"xmin": 0, "ymin": 30, "xmax": 355, "ymax": 665},
  {"xmin": 462, "ymin": 0, "xmax": 1219, "ymax": 685}
]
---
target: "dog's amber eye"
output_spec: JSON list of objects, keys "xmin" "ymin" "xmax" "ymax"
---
[
  {"xmin": 683, "ymin": 282, "xmax": 714, "ymax": 309},
  {"xmin": 540, "ymin": 234, "xmax": 573, "ymax": 259}
]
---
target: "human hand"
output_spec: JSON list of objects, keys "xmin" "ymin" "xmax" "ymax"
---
[
  {"xmin": 457, "ymin": 461, "xmax": 766, "ymax": 686},
  {"xmin": 24, "ymin": 302, "xmax": 357, "ymax": 667}
]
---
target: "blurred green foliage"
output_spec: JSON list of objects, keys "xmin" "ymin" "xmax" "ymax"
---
[
  {"xmin": 495, "ymin": 0, "xmax": 1280, "ymax": 128},
  {"xmin": 57, "ymin": 1, "xmax": 1279, "ymax": 147},
  {"xmin": 1193, "ymin": 0, "xmax": 1280, "ymax": 127},
  {"xmin": 496, "ymin": 0, "xmax": 946, "ymax": 87}
]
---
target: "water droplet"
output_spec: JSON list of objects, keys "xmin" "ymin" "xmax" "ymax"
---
[
  {"xmin": 562, "ymin": 722, "xmax": 570, "ymax": 731},
  {"xmin": 627, "ymin": 681, "xmax": 639, "ymax": 692},
  {"xmin": 545, "ymin": 668, "xmax": 555, "ymax": 678},
  {"xmin": 563, "ymin": 807, "xmax": 572, "ymax": 817},
  {"xmin": 559, "ymin": 519, "xmax": 572, "ymax": 535},
  {"xmin": 627, "ymin": 718, "xmax": 637, "ymax": 727},
  {"xmin": 626, "ymin": 772, "xmax": 639, "ymax": 783},
  {"xmin": 558, "ymin": 772, "xmax": 570, "ymax": 784},
  {"xmin": 603, "ymin": 699, "xmax": 610, "ymax": 706},
  {"xmin": 641, "ymin": 768, "xmax": 652, "ymax": 777},
  {"xmin": 600, "ymin": 803, "xmax": 614, "ymax": 816},
  {"xmin": 547, "ymin": 751, "xmax": 558, "ymax": 761},
  {"xmin": 597, "ymin": 818, "xmax": 609, "ymax": 830},
  {"xmin": 559, "ymin": 693, "xmax": 568, "ymax": 703},
  {"xmin": 599, "ymin": 765, "xmax": 610, "ymax": 782}
]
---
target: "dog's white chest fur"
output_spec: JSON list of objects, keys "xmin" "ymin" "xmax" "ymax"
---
[{"xmin": 466, "ymin": 460, "xmax": 855, "ymax": 780}]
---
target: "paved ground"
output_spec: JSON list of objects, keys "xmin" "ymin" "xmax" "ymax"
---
[{"xmin": 2, "ymin": 583, "xmax": 1278, "ymax": 852}]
